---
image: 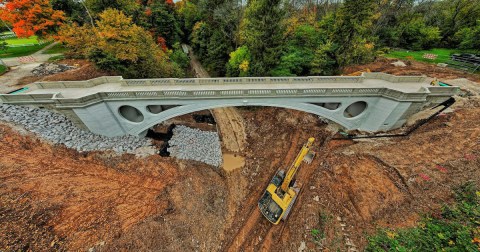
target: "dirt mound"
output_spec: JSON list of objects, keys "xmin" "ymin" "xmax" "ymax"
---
[
  {"xmin": 42, "ymin": 59, "xmax": 114, "ymax": 81},
  {"xmin": 16, "ymin": 59, "xmax": 114, "ymax": 86},
  {"xmin": 0, "ymin": 125, "xmax": 178, "ymax": 251}
]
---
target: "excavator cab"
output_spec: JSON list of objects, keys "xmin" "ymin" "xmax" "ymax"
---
[{"xmin": 258, "ymin": 138, "xmax": 315, "ymax": 224}]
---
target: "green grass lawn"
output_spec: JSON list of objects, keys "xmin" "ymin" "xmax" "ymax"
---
[
  {"xmin": 4, "ymin": 36, "xmax": 39, "ymax": 45},
  {"xmin": 43, "ymin": 43, "xmax": 68, "ymax": 54},
  {"xmin": 385, "ymin": 48, "xmax": 478, "ymax": 64},
  {"xmin": 0, "ymin": 41, "xmax": 52, "ymax": 58}
]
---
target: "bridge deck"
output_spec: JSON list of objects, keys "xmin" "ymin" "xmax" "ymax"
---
[{"xmin": 25, "ymin": 77, "xmax": 431, "ymax": 99}]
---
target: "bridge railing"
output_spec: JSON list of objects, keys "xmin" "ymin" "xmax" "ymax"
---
[
  {"xmin": 33, "ymin": 73, "xmax": 426, "ymax": 90},
  {"xmin": 40, "ymin": 87, "xmax": 442, "ymax": 107},
  {"xmin": 0, "ymin": 93, "xmax": 55, "ymax": 103},
  {"xmin": 362, "ymin": 72, "xmax": 426, "ymax": 82},
  {"xmin": 122, "ymin": 76, "xmax": 366, "ymax": 86},
  {"xmin": 35, "ymin": 76, "xmax": 123, "ymax": 89}
]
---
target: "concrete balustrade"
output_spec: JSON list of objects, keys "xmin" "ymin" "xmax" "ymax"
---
[{"xmin": 0, "ymin": 73, "xmax": 458, "ymax": 137}]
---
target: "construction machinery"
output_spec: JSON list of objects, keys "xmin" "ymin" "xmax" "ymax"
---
[{"xmin": 258, "ymin": 137, "xmax": 315, "ymax": 224}]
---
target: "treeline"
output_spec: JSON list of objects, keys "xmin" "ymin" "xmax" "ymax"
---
[
  {"xmin": 182, "ymin": 0, "xmax": 480, "ymax": 77},
  {"xmin": 2, "ymin": 0, "xmax": 478, "ymax": 78}
]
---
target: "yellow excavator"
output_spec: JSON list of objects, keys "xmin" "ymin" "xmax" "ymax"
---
[{"xmin": 258, "ymin": 137, "xmax": 315, "ymax": 224}]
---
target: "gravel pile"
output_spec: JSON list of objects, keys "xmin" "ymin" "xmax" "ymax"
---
[
  {"xmin": 31, "ymin": 63, "xmax": 76, "ymax": 76},
  {"xmin": 168, "ymin": 125, "xmax": 222, "ymax": 167},
  {"xmin": 0, "ymin": 104, "xmax": 151, "ymax": 154}
]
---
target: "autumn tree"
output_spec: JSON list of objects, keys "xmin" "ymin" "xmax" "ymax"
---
[
  {"xmin": 58, "ymin": 9, "xmax": 182, "ymax": 78},
  {"xmin": 145, "ymin": 0, "xmax": 180, "ymax": 47},
  {"xmin": 0, "ymin": 0, "xmax": 65, "ymax": 38}
]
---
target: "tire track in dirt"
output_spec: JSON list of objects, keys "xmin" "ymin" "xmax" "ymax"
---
[
  {"xmin": 211, "ymin": 107, "xmax": 247, "ymax": 152},
  {"xmin": 258, "ymin": 133, "xmax": 334, "ymax": 251},
  {"xmin": 225, "ymin": 132, "xmax": 302, "ymax": 251}
]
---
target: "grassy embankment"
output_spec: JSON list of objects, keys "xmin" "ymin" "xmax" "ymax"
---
[
  {"xmin": 385, "ymin": 48, "xmax": 477, "ymax": 64},
  {"xmin": 366, "ymin": 182, "xmax": 480, "ymax": 251},
  {"xmin": 0, "ymin": 36, "xmax": 52, "ymax": 58}
]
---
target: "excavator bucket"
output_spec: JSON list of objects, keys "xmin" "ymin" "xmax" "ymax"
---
[{"xmin": 302, "ymin": 151, "xmax": 315, "ymax": 164}]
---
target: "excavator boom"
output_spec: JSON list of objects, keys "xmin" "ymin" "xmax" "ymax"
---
[{"xmin": 280, "ymin": 137, "xmax": 315, "ymax": 192}]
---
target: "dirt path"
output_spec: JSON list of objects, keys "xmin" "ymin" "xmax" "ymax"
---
[
  {"xmin": 185, "ymin": 44, "xmax": 247, "ymax": 152},
  {"xmin": 0, "ymin": 42, "xmax": 61, "ymax": 93}
]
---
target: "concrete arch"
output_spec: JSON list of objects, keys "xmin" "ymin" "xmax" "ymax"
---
[{"xmin": 122, "ymin": 100, "xmax": 369, "ymax": 136}]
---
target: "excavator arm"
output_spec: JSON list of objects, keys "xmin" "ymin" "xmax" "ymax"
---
[{"xmin": 280, "ymin": 137, "xmax": 315, "ymax": 192}]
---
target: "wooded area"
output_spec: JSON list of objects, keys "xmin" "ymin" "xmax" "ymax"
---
[{"xmin": 1, "ymin": 0, "xmax": 479, "ymax": 77}]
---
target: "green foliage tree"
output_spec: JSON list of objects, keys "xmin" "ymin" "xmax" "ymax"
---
[
  {"xmin": 190, "ymin": 21, "xmax": 210, "ymax": 60},
  {"xmin": 241, "ymin": 0, "xmax": 285, "ymax": 76},
  {"xmin": 430, "ymin": 0, "xmax": 480, "ymax": 47},
  {"xmin": 455, "ymin": 20, "xmax": 480, "ymax": 50},
  {"xmin": 50, "ymin": 0, "xmax": 89, "ymax": 25},
  {"xmin": 84, "ymin": 0, "xmax": 140, "ymax": 17},
  {"xmin": 176, "ymin": 0, "xmax": 201, "ymax": 41},
  {"xmin": 395, "ymin": 16, "xmax": 441, "ymax": 50},
  {"xmin": 226, "ymin": 45, "xmax": 251, "ymax": 77},
  {"xmin": 170, "ymin": 42, "xmax": 190, "ymax": 69},
  {"xmin": 310, "ymin": 41, "xmax": 339, "ymax": 76},
  {"xmin": 332, "ymin": 0, "xmax": 377, "ymax": 66}
]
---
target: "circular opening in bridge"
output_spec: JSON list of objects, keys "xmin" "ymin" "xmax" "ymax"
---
[
  {"xmin": 119, "ymin": 105, "xmax": 144, "ymax": 123},
  {"xmin": 147, "ymin": 105, "xmax": 163, "ymax": 114},
  {"xmin": 343, "ymin": 101, "xmax": 367, "ymax": 118}
]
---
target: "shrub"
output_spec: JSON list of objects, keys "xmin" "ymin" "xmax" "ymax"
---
[{"xmin": 366, "ymin": 182, "xmax": 480, "ymax": 251}]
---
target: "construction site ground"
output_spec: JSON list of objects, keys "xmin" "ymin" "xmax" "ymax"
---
[{"xmin": 1, "ymin": 58, "xmax": 480, "ymax": 251}]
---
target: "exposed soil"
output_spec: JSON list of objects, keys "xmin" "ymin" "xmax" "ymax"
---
[
  {"xmin": 343, "ymin": 57, "xmax": 480, "ymax": 82},
  {"xmin": 211, "ymin": 107, "xmax": 247, "ymax": 153},
  {"xmin": 15, "ymin": 59, "xmax": 114, "ymax": 86},
  {"xmin": 1, "ymin": 57, "xmax": 480, "ymax": 251}
]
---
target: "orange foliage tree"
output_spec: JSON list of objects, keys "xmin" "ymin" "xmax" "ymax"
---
[{"xmin": 0, "ymin": 0, "xmax": 65, "ymax": 38}]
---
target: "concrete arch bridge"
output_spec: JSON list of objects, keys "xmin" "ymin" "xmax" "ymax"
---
[{"xmin": 0, "ymin": 73, "xmax": 458, "ymax": 137}]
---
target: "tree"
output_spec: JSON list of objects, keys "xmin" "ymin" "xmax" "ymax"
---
[
  {"xmin": 241, "ymin": 0, "xmax": 285, "ymax": 76},
  {"xmin": 176, "ymin": 0, "xmax": 201, "ymax": 40},
  {"xmin": 0, "ymin": 0, "xmax": 65, "ymax": 38},
  {"xmin": 455, "ymin": 20, "xmax": 480, "ymax": 50},
  {"xmin": 58, "ymin": 9, "xmax": 182, "ymax": 78},
  {"xmin": 84, "ymin": 0, "xmax": 140, "ymax": 17},
  {"xmin": 50, "ymin": 0, "xmax": 89, "ymax": 25},
  {"xmin": 310, "ymin": 41, "xmax": 339, "ymax": 76},
  {"xmin": 332, "ymin": 0, "xmax": 377, "ymax": 66},
  {"xmin": 56, "ymin": 23, "xmax": 96, "ymax": 57},
  {"xmin": 146, "ymin": 0, "xmax": 180, "ymax": 47},
  {"xmin": 397, "ymin": 16, "xmax": 441, "ymax": 50},
  {"xmin": 226, "ymin": 45, "xmax": 251, "ymax": 77}
]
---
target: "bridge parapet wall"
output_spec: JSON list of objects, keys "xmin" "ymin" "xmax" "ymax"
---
[
  {"xmin": 363, "ymin": 72, "xmax": 427, "ymax": 82},
  {"xmin": 2, "ymin": 87, "xmax": 444, "ymax": 107},
  {"xmin": 122, "ymin": 76, "xmax": 365, "ymax": 86},
  {"xmin": 35, "ymin": 76, "xmax": 123, "ymax": 89}
]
